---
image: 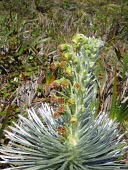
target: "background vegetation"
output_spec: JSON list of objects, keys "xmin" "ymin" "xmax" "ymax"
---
[{"xmin": 0, "ymin": 0, "xmax": 128, "ymax": 167}]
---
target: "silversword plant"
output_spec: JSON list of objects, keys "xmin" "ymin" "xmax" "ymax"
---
[{"xmin": 0, "ymin": 34, "xmax": 128, "ymax": 170}]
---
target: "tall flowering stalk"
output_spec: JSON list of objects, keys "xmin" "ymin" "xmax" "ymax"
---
[{"xmin": 0, "ymin": 34, "xmax": 128, "ymax": 169}]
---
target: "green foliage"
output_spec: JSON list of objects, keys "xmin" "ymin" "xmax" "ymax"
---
[
  {"xmin": 0, "ymin": 13, "xmax": 51, "ymax": 141},
  {"xmin": 95, "ymin": 46, "xmax": 128, "ymax": 123},
  {"xmin": 0, "ymin": 0, "xmax": 35, "ymax": 17},
  {"xmin": 0, "ymin": 13, "xmax": 50, "ymax": 89},
  {"xmin": 110, "ymin": 53, "xmax": 128, "ymax": 122}
]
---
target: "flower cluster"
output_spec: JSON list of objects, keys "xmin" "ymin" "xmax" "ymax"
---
[{"xmin": 49, "ymin": 34, "xmax": 104, "ymax": 145}]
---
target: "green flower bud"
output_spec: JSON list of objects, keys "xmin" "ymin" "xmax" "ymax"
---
[
  {"xmin": 74, "ymin": 82, "xmax": 81, "ymax": 90},
  {"xmin": 67, "ymin": 98, "xmax": 75, "ymax": 106},
  {"xmin": 60, "ymin": 78, "xmax": 70, "ymax": 87},
  {"xmin": 73, "ymin": 57, "xmax": 79, "ymax": 64},
  {"xmin": 61, "ymin": 52, "xmax": 73, "ymax": 61},
  {"xmin": 81, "ymin": 106, "xmax": 85, "ymax": 112},
  {"xmin": 90, "ymin": 62, "xmax": 94, "ymax": 68},
  {"xmin": 83, "ymin": 70, "xmax": 88, "ymax": 75},
  {"xmin": 51, "ymin": 62, "xmax": 59, "ymax": 71},
  {"xmin": 72, "ymin": 34, "xmax": 86, "ymax": 44},
  {"xmin": 70, "ymin": 116, "xmax": 77, "ymax": 124},
  {"xmin": 93, "ymin": 47, "xmax": 97, "ymax": 53},
  {"xmin": 81, "ymin": 88, "xmax": 86, "ymax": 93},
  {"xmin": 84, "ymin": 44, "xmax": 91, "ymax": 50},
  {"xmin": 64, "ymin": 67, "xmax": 72, "ymax": 76},
  {"xmin": 91, "ymin": 54, "xmax": 95, "ymax": 59},
  {"xmin": 58, "ymin": 44, "xmax": 71, "ymax": 52},
  {"xmin": 85, "ymin": 49, "xmax": 91, "ymax": 55},
  {"xmin": 83, "ymin": 38, "xmax": 88, "ymax": 44},
  {"xmin": 60, "ymin": 61, "xmax": 67, "ymax": 69},
  {"xmin": 51, "ymin": 80, "xmax": 61, "ymax": 88},
  {"xmin": 74, "ymin": 43, "xmax": 81, "ymax": 50},
  {"xmin": 84, "ymin": 79, "xmax": 87, "ymax": 84}
]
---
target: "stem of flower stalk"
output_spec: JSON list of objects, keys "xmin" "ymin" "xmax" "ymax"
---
[{"xmin": 68, "ymin": 123, "xmax": 79, "ymax": 147}]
